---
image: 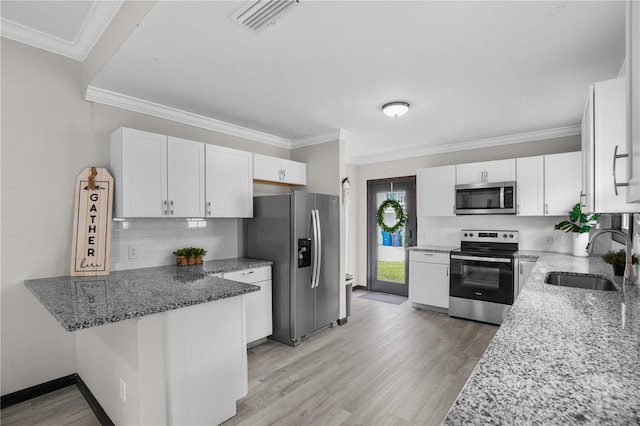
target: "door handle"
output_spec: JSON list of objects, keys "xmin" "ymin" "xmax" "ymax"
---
[
  {"xmin": 613, "ymin": 145, "xmax": 629, "ymax": 196},
  {"xmin": 315, "ymin": 209, "xmax": 322, "ymax": 288},
  {"xmin": 311, "ymin": 210, "xmax": 319, "ymax": 288}
]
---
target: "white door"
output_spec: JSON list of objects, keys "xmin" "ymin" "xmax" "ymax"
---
[
  {"xmin": 544, "ymin": 152, "xmax": 582, "ymax": 216},
  {"xmin": 281, "ymin": 159, "xmax": 306, "ymax": 185},
  {"xmin": 456, "ymin": 162, "xmax": 485, "ymax": 185},
  {"xmin": 119, "ymin": 128, "xmax": 167, "ymax": 217},
  {"xmin": 516, "ymin": 156, "xmax": 544, "ymax": 216},
  {"xmin": 483, "ymin": 159, "xmax": 516, "ymax": 183},
  {"xmin": 417, "ymin": 165, "xmax": 456, "ymax": 216},
  {"xmin": 409, "ymin": 260, "xmax": 449, "ymax": 309},
  {"xmin": 206, "ymin": 145, "xmax": 253, "ymax": 218},
  {"xmin": 253, "ymin": 154, "xmax": 281, "ymax": 182},
  {"xmin": 168, "ymin": 137, "xmax": 205, "ymax": 217}
]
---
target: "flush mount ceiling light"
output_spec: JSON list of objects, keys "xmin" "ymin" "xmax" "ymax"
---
[{"xmin": 381, "ymin": 101, "xmax": 410, "ymax": 118}]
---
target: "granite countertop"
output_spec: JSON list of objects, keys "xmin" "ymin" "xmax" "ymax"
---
[
  {"xmin": 24, "ymin": 258, "xmax": 272, "ymax": 332},
  {"xmin": 407, "ymin": 245, "xmax": 459, "ymax": 253},
  {"xmin": 444, "ymin": 252, "xmax": 640, "ymax": 424}
]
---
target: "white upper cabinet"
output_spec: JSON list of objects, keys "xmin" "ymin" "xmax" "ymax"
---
[
  {"xmin": 544, "ymin": 151, "xmax": 582, "ymax": 216},
  {"xmin": 167, "ymin": 137, "xmax": 205, "ymax": 218},
  {"xmin": 581, "ymin": 77, "xmax": 638, "ymax": 213},
  {"xmin": 110, "ymin": 128, "xmax": 205, "ymax": 218},
  {"xmin": 516, "ymin": 156, "xmax": 544, "ymax": 216},
  {"xmin": 205, "ymin": 144, "xmax": 253, "ymax": 218},
  {"xmin": 456, "ymin": 159, "xmax": 515, "ymax": 184},
  {"xmin": 627, "ymin": 0, "xmax": 640, "ymax": 202},
  {"xmin": 417, "ymin": 165, "xmax": 456, "ymax": 216},
  {"xmin": 253, "ymin": 153, "xmax": 306, "ymax": 185},
  {"xmin": 111, "ymin": 128, "xmax": 168, "ymax": 218}
]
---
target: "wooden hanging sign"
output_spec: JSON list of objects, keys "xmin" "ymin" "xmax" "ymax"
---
[{"xmin": 70, "ymin": 167, "xmax": 114, "ymax": 276}]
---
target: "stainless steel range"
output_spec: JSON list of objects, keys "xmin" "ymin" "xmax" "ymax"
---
[{"xmin": 449, "ymin": 230, "xmax": 519, "ymax": 325}]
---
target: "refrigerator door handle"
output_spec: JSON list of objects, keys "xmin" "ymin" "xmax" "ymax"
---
[
  {"xmin": 315, "ymin": 209, "xmax": 322, "ymax": 288},
  {"xmin": 311, "ymin": 209, "xmax": 319, "ymax": 288}
]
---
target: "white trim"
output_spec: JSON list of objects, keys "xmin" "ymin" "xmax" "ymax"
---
[
  {"xmin": 348, "ymin": 125, "xmax": 582, "ymax": 165},
  {"xmin": 291, "ymin": 130, "xmax": 342, "ymax": 149},
  {"xmin": 85, "ymin": 86, "xmax": 292, "ymax": 148},
  {"xmin": 0, "ymin": 1, "xmax": 122, "ymax": 61}
]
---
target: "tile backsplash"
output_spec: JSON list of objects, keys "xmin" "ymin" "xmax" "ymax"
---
[{"xmin": 110, "ymin": 218, "xmax": 239, "ymax": 271}]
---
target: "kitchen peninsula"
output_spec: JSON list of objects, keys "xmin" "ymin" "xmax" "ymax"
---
[{"xmin": 24, "ymin": 258, "xmax": 271, "ymax": 425}]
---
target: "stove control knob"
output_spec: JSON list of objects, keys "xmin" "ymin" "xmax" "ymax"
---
[
  {"xmin": 509, "ymin": 234, "xmax": 514, "ymax": 238},
  {"xmin": 463, "ymin": 233, "xmax": 468, "ymax": 237},
  {"xmin": 469, "ymin": 233, "xmax": 474, "ymax": 237},
  {"xmin": 503, "ymin": 233, "xmax": 508, "ymax": 238}
]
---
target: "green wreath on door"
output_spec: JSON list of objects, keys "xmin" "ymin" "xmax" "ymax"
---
[{"xmin": 376, "ymin": 199, "xmax": 407, "ymax": 234}]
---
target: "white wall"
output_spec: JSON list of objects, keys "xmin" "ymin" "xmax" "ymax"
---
[{"xmin": 0, "ymin": 38, "xmax": 290, "ymax": 395}]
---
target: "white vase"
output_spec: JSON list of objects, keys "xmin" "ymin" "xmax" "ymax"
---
[{"xmin": 573, "ymin": 232, "xmax": 590, "ymax": 257}]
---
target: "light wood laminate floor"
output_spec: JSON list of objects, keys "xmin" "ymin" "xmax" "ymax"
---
[{"xmin": 1, "ymin": 290, "xmax": 497, "ymax": 425}]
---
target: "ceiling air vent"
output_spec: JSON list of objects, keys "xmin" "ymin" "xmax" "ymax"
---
[{"xmin": 231, "ymin": 0, "xmax": 299, "ymax": 32}]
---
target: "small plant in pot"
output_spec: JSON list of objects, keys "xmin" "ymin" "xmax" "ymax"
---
[
  {"xmin": 601, "ymin": 249, "xmax": 638, "ymax": 276},
  {"xmin": 194, "ymin": 248, "xmax": 207, "ymax": 264},
  {"xmin": 554, "ymin": 204, "xmax": 600, "ymax": 257},
  {"xmin": 173, "ymin": 248, "xmax": 189, "ymax": 266}
]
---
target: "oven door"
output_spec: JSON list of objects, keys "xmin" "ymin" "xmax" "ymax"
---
[{"xmin": 450, "ymin": 253, "xmax": 514, "ymax": 305}]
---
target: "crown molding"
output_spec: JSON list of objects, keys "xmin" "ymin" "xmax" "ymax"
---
[
  {"xmin": 0, "ymin": 1, "xmax": 122, "ymax": 61},
  {"xmin": 348, "ymin": 125, "xmax": 582, "ymax": 165},
  {"xmin": 291, "ymin": 129, "xmax": 342, "ymax": 149},
  {"xmin": 85, "ymin": 86, "xmax": 292, "ymax": 148}
]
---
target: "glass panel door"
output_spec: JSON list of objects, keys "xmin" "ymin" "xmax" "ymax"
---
[{"xmin": 367, "ymin": 177, "xmax": 416, "ymax": 296}]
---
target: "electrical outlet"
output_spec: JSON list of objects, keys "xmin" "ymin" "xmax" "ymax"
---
[
  {"xmin": 545, "ymin": 235, "xmax": 553, "ymax": 245},
  {"xmin": 128, "ymin": 245, "xmax": 139, "ymax": 259},
  {"xmin": 119, "ymin": 377, "xmax": 126, "ymax": 402}
]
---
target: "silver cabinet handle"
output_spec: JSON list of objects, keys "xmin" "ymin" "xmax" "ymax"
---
[
  {"xmin": 169, "ymin": 200, "xmax": 174, "ymax": 216},
  {"xmin": 613, "ymin": 145, "xmax": 629, "ymax": 196},
  {"xmin": 207, "ymin": 201, "xmax": 212, "ymax": 216},
  {"xmin": 519, "ymin": 262, "xmax": 522, "ymax": 275},
  {"xmin": 241, "ymin": 270, "xmax": 255, "ymax": 276},
  {"xmin": 163, "ymin": 200, "xmax": 168, "ymax": 216},
  {"xmin": 545, "ymin": 203, "xmax": 549, "ymax": 215},
  {"xmin": 517, "ymin": 204, "xmax": 520, "ymax": 215},
  {"xmin": 452, "ymin": 205, "xmax": 456, "ymax": 215},
  {"xmin": 446, "ymin": 266, "xmax": 449, "ymax": 277}
]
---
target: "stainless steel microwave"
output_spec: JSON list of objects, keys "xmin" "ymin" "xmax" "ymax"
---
[{"xmin": 455, "ymin": 181, "xmax": 516, "ymax": 215}]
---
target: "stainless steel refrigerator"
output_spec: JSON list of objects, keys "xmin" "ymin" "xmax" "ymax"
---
[{"xmin": 247, "ymin": 191, "xmax": 340, "ymax": 346}]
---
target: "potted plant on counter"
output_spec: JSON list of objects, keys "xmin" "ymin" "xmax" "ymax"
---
[
  {"xmin": 173, "ymin": 248, "xmax": 189, "ymax": 266},
  {"xmin": 554, "ymin": 203, "xmax": 600, "ymax": 257},
  {"xmin": 194, "ymin": 247, "xmax": 207, "ymax": 264},
  {"xmin": 601, "ymin": 249, "xmax": 638, "ymax": 276}
]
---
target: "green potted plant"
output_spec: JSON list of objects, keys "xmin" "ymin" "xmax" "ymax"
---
[
  {"xmin": 173, "ymin": 248, "xmax": 188, "ymax": 266},
  {"xmin": 186, "ymin": 247, "xmax": 197, "ymax": 265},
  {"xmin": 601, "ymin": 249, "xmax": 638, "ymax": 276},
  {"xmin": 194, "ymin": 248, "xmax": 207, "ymax": 264},
  {"xmin": 554, "ymin": 203, "xmax": 600, "ymax": 257}
]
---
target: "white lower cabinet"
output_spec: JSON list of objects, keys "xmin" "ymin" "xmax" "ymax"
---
[
  {"xmin": 224, "ymin": 266, "xmax": 272, "ymax": 344},
  {"xmin": 409, "ymin": 251, "xmax": 449, "ymax": 310},
  {"xmin": 514, "ymin": 259, "xmax": 536, "ymax": 299}
]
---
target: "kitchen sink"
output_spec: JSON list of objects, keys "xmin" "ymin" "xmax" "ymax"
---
[{"xmin": 544, "ymin": 272, "xmax": 618, "ymax": 291}]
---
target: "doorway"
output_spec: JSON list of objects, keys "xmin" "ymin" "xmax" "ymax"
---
[{"xmin": 367, "ymin": 176, "xmax": 417, "ymax": 296}]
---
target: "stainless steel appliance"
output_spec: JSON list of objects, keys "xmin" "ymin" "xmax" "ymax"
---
[
  {"xmin": 247, "ymin": 191, "xmax": 340, "ymax": 346},
  {"xmin": 449, "ymin": 230, "xmax": 518, "ymax": 325},
  {"xmin": 455, "ymin": 181, "xmax": 516, "ymax": 215}
]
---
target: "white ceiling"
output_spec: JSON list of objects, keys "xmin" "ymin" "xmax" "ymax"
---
[{"xmin": 2, "ymin": 1, "xmax": 627, "ymax": 164}]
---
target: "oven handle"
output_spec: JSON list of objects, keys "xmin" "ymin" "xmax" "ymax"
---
[{"xmin": 451, "ymin": 254, "xmax": 512, "ymax": 264}]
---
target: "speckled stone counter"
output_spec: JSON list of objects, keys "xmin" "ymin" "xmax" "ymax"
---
[
  {"xmin": 24, "ymin": 258, "xmax": 271, "ymax": 332},
  {"xmin": 407, "ymin": 245, "xmax": 458, "ymax": 253},
  {"xmin": 444, "ymin": 252, "xmax": 640, "ymax": 425}
]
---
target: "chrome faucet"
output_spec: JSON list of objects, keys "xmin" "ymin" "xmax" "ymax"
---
[{"xmin": 586, "ymin": 229, "xmax": 635, "ymax": 284}]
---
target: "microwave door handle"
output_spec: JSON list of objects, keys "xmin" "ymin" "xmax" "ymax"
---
[{"xmin": 500, "ymin": 187, "xmax": 505, "ymax": 208}]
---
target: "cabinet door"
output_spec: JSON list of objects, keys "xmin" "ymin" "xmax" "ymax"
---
[
  {"xmin": 516, "ymin": 156, "xmax": 544, "ymax": 216},
  {"xmin": 409, "ymin": 260, "xmax": 449, "ymax": 309},
  {"xmin": 281, "ymin": 159, "xmax": 306, "ymax": 185},
  {"xmin": 111, "ymin": 128, "xmax": 167, "ymax": 217},
  {"xmin": 253, "ymin": 154, "xmax": 280, "ymax": 182},
  {"xmin": 167, "ymin": 137, "xmax": 205, "ymax": 217},
  {"xmin": 417, "ymin": 165, "xmax": 456, "ymax": 216},
  {"xmin": 243, "ymin": 280, "xmax": 273, "ymax": 343},
  {"xmin": 206, "ymin": 145, "xmax": 253, "ymax": 218},
  {"xmin": 593, "ymin": 78, "xmax": 638, "ymax": 212},
  {"xmin": 581, "ymin": 90, "xmax": 595, "ymax": 212},
  {"xmin": 484, "ymin": 159, "xmax": 516, "ymax": 183},
  {"xmin": 628, "ymin": 0, "xmax": 640, "ymax": 202},
  {"xmin": 456, "ymin": 162, "xmax": 485, "ymax": 185},
  {"xmin": 544, "ymin": 152, "xmax": 582, "ymax": 216}
]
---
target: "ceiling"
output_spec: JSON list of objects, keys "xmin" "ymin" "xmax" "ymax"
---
[{"xmin": 1, "ymin": 1, "xmax": 626, "ymax": 164}]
